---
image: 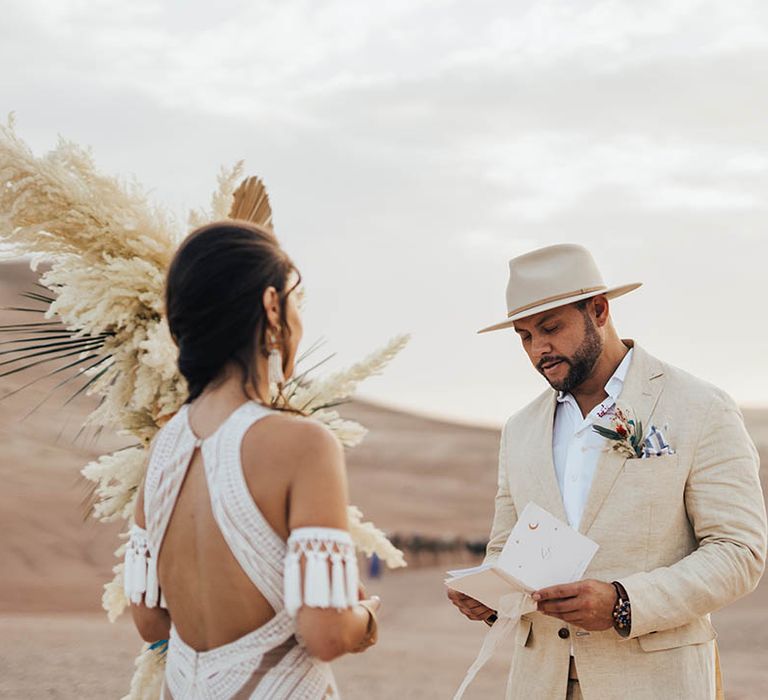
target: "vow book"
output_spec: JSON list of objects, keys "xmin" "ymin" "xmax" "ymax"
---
[{"xmin": 445, "ymin": 502, "xmax": 599, "ymax": 610}]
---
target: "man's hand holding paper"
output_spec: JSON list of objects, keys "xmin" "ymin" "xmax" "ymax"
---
[
  {"xmin": 445, "ymin": 502, "xmax": 599, "ymax": 611},
  {"xmin": 533, "ymin": 579, "xmax": 618, "ymax": 631},
  {"xmin": 446, "ymin": 503, "xmax": 600, "ymax": 699}
]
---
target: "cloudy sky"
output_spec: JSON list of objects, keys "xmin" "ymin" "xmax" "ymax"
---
[{"xmin": 3, "ymin": 0, "xmax": 767, "ymax": 425}]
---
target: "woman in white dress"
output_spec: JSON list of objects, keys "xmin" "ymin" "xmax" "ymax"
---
[{"xmin": 123, "ymin": 221, "xmax": 380, "ymax": 699}]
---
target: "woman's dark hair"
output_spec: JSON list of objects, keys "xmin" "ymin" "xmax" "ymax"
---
[{"xmin": 165, "ymin": 221, "xmax": 300, "ymax": 403}]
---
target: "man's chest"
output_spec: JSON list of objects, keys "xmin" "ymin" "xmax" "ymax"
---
[
  {"xmin": 505, "ymin": 392, "xmax": 691, "ymax": 533},
  {"xmin": 552, "ymin": 397, "xmax": 620, "ymax": 525}
]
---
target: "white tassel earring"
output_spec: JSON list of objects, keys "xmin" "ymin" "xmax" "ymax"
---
[{"xmin": 267, "ymin": 329, "xmax": 285, "ymax": 388}]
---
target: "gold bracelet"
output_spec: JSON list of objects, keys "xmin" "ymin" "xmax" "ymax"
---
[{"xmin": 351, "ymin": 601, "xmax": 378, "ymax": 653}]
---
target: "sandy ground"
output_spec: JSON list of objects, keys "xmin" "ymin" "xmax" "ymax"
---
[
  {"xmin": 1, "ymin": 566, "xmax": 766, "ymax": 700},
  {"xmin": 0, "ymin": 569, "xmax": 514, "ymax": 700},
  {"xmin": 1, "ymin": 260, "xmax": 767, "ymax": 698}
]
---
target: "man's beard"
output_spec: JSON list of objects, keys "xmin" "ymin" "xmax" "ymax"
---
[{"xmin": 537, "ymin": 316, "xmax": 603, "ymax": 393}]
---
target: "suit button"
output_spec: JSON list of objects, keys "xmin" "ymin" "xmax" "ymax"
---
[{"xmin": 558, "ymin": 627, "xmax": 570, "ymax": 639}]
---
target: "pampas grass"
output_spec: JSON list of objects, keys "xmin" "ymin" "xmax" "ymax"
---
[
  {"xmin": 122, "ymin": 642, "xmax": 168, "ymax": 700},
  {"xmin": 287, "ymin": 335, "xmax": 410, "ymax": 415},
  {"xmin": 0, "ymin": 116, "xmax": 179, "ymax": 267},
  {"xmin": 348, "ymin": 506, "xmax": 407, "ymax": 568},
  {"xmin": 82, "ymin": 447, "xmax": 147, "ymax": 522},
  {"xmin": 188, "ymin": 161, "xmax": 247, "ymax": 229}
]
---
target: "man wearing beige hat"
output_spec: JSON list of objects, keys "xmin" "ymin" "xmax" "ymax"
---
[{"xmin": 447, "ymin": 244, "xmax": 766, "ymax": 699}]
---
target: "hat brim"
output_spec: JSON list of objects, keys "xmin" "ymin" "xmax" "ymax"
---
[{"xmin": 477, "ymin": 282, "xmax": 642, "ymax": 334}]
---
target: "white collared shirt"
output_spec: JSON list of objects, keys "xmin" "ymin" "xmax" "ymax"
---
[{"xmin": 552, "ymin": 349, "xmax": 634, "ymax": 531}]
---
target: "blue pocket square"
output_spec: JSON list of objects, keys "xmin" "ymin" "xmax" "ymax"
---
[{"xmin": 642, "ymin": 425, "xmax": 675, "ymax": 458}]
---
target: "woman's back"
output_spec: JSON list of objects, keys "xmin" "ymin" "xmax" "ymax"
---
[
  {"xmin": 158, "ymin": 401, "xmax": 290, "ymax": 651},
  {"xmin": 140, "ymin": 400, "xmax": 360, "ymax": 699}
]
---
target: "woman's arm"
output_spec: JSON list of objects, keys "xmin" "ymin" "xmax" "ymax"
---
[
  {"xmin": 129, "ymin": 472, "xmax": 171, "ymax": 643},
  {"xmin": 278, "ymin": 419, "xmax": 380, "ymax": 662}
]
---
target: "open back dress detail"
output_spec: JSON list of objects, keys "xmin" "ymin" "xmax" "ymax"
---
[{"xmin": 123, "ymin": 402, "xmax": 360, "ymax": 699}]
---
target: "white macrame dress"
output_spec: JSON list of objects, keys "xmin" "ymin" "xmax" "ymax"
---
[{"xmin": 124, "ymin": 402, "xmax": 360, "ymax": 699}]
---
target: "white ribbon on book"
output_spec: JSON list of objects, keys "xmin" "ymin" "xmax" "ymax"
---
[
  {"xmin": 451, "ymin": 590, "xmax": 536, "ymax": 699},
  {"xmin": 446, "ymin": 503, "xmax": 599, "ymax": 699}
]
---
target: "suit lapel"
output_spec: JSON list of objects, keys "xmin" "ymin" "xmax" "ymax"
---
[
  {"xmin": 579, "ymin": 342, "xmax": 665, "ymax": 535},
  {"xmin": 526, "ymin": 392, "xmax": 569, "ymax": 523}
]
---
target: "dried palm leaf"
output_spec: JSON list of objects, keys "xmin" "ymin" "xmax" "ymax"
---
[
  {"xmin": 229, "ymin": 176, "xmax": 274, "ymax": 230},
  {"xmin": 0, "ymin": 292, "xmax": 112, "ymax": 405}
]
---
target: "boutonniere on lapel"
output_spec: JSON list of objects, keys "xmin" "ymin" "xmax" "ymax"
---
[{"xmin": 593, "ymin": 404, "xmax": 675, "ymax": 459}]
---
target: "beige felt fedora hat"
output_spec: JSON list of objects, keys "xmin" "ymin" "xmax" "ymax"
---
[{"xmin": 478, "ymin": 243, "xmax": 642, "ymax": 334}]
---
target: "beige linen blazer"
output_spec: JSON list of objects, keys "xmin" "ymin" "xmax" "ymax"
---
[{"xmin": 485, "ymin": 342, "xmax": 766, "ymax": 700}]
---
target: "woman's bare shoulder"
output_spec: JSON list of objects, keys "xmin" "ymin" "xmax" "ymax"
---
[
  {"xmin": 242, "ymin": 413, "xmax": 348, "ymax": 529},
  {"xmin": 241, "ymin": 412, "xmax": 344, "ymax": 477}
]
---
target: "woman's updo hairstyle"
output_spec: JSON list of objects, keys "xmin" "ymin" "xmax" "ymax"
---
[{"xmin": 165, "ymin": 221, "xmax": 300, "ymax": 403}]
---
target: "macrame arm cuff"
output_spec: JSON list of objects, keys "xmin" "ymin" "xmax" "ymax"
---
[
  {"xmin": 284, "ymin": 527, "xmax": 359, "ymax": 617},
  {"xmin": 123, "ymin": 524, "xmax": 162, "ymax": 608}
]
